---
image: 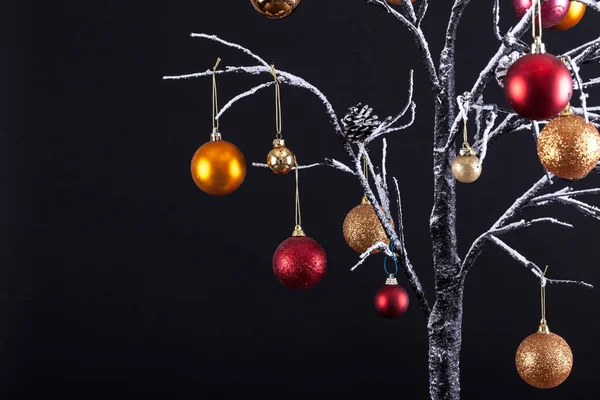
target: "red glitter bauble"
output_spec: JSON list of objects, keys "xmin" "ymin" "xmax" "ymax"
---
[
  {"xmin": 512, "ymin": 0, "xmax": 570, "ymax": 28},
  {"xmin": 504, "ymin": 53, "xmax": 572, "ymax": 121},
  {"xmin": 273, "ymin": 236, "xmax": 327, "ymax": 289},
  {"xmin": 374, "ymin": 283, "xmax": 409, "ymax": 318}
]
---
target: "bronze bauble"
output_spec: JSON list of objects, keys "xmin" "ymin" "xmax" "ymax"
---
[
  {"xmin": 191, "ymin": 138, "xmax": 246, "ymax": 196},
  {"xmin": 251, "ymin": 0, "xmax": 301, "ymax": 19},
  {"xmin": 452, "ymin": 154, "xmax": 482, "ymax": 183},
  {"xmin": 537, "ymin": 114, "xmax": 600, "ymax": 180},
  {"xmin": 343, "ymin": 197, "xmax": 390, "ymax": 254},
  {"xmin": 267, "ymin": 139, "xmax": 294, "ymax": 174},
  {"xmin": 516, "ymin": 331, "xmax": 573, "ymax": 389}
]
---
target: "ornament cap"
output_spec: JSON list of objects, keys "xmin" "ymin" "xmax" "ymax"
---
[
  {"xmin": 559, "ymin": 103, "xmax": 573, "ymax": 116},
  {"xmin": 531, "ymin": 37, "xmax": 546, "ymax": 54},
  {"xmin": 459, "ymin": 143, "xmax": 477, "ymax": 157},
  {"xmin": 361, "ymin": 195, "xmax": 370, "ymax": 205},
  {"xmin": 292, "ymin": 224, "xmax": 306, "ymax": 237},
  {"xmin": 273, "ymin": 138, "xmax": 285, "ymax": 148},
  {"xmin": 210, "ymin": 129, "xmax": 222, "ymax": 142},
  {"xmin": 385, "ymin": 274, "xmax": 398, "ymax": 286},
  {"xmin": 537, "ymin": 320, "xmax": 551, "ymax": 334}
]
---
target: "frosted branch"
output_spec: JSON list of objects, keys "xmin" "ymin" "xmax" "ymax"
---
[
  {"xmin": 216, "ymin": 81, "xmax": 274, "ymax": 120},
  {"xmin": 350, "ymin": 241, "xmax": 394, "ymax": 272},
  {"xmin": 252, "ymin": 159, "xmax": 355, "ymax": 175},
  {"xmin": 367, "ymin": 70, "xmax": 416, "ymax": 142},
  {"xmin": 477, "ymin": 110, "xmax": 497, "ymax": 165},
  {"xmin": 189, "ymin": 33, "xmax": 269, "ymax": 67},
  {"xmin": 366, "ymin": 0, "xmax": 439, "ymax": 88},
  {"xmin": 566, "ymin": 56, "xmax": 590, "ymax": 123},
  {"xmin": 490, "ymin": 236, "xmax": 593, "ymax": 288},
  {"xmin": 416, "ymin": 0, "xmax": 429, "ymax": 27},
  {"xmin": 461, "ymin": 175, "xmax": 554, "ymax": 275},
  {"xmin": 488, "ymin": 217, "xmax": 573, "ymax": 236},
  {"xmin": 531, "ymin": 188, "xmax": 600, "ymax": 203},
  {"xmin": 492, "ymin": 0, "xmax": 501, "ymax": 41}
]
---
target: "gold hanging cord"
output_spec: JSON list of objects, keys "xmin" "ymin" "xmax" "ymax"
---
[
  {"xmin": 294, "ymin": 156, "xmax": 303, "ymax": 232},
  {"xmin": 212, "ymin": 57, "xmax": 221, "ymax": 132},
  {"xmin": 531, "ymin": 0, "xmax": 543, "ymax": 42},
  {"xmin": 539, "ymin": 265, "xmax": 550, "ymax": 333},
  {"xmin": 271, "ymin": 64, "xmax": 283, "ymax": 139}
]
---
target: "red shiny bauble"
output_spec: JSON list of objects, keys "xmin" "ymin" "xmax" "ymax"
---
[
  {"xmin": 374, "ymin": 283, "xmax": 409, "ymax": 318},
  {"xmin": 513, "ymin": 0, "xmax": 570, "ymax": 28},
  {"xmin": 504, "ymin": 53, "xmax": 572, "ymax": 120},
  {"xmin": 273, "ymin": 236, "xmax": 327, "ymax": 289}
]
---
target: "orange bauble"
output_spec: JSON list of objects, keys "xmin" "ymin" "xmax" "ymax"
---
[
  {"xmin": 552, "ymin": 1, "xmax": 586, "ymax": 30},
  {"xmin": 190, "ymin": 139, "xmax": 247, "ymax": 196}
]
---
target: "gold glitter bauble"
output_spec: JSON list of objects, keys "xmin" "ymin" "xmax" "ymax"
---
[
  {"xmin": 267, "ymin": 139, "xmax": 294, "ymax": 174},
  {"xmin": 343, "ymin": 198, "xmax": 390, "ymax": 254},
  {"xmin": 451, "ymin": 154, "xmax": 482, "ymax": 183},
  {"xmin": 251, "ymin": 0, "xmax": 300, "ymax": 19},
  {"xmin": 537, "ymin": 114, "xmax": 600, "ymax": 180},
  {"xmin": 515, "ymin": 331, "xmax": 573, "ymax": 389}
]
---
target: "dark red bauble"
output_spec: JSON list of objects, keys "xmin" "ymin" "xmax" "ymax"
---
[
  {"xmin": 512, "ymin": 0, "xmax": 570, "ymax": 28},
  {"xmin": 504, "ymin": 53, "xmax": 572, "ymax": 120},
  {"xmin": 374, "ymin": 284, "xmax": 409, "ymax": 318},
  {"xmin": 273, "ymin": 236, "xmax": 327, "ymax": 289}
]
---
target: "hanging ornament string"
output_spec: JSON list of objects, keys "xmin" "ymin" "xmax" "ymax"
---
[
  {"xmin": 531, "ymin": 0, "xmax": 543, "ymax": 43},
  {"xmin": 540, "ymin": 265, "xmax": 549, "ymax": 325},
  {"xmin": 457, "ymin": 94, "xmax": 472, "ymax": 150},
  {"xmin": 271, "ymin": 64, "xmax": 283, "ymax": 139},
  {"xmin": 212, "ymin": 57, "xmax": 221, "ymax": 132},
  {"xmin": 294, "ymin": 156, "xmax": 302, "ymax": 229},
  {"xmin": 383, "ymin": 247, "xmax": 399, "ymax": 277}
]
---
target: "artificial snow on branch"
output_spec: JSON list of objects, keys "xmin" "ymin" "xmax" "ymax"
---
[{"xmin": 252, "ymin": 159, "xmax": 355, "ymax": 175}]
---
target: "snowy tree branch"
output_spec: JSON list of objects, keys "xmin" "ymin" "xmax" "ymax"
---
[
  {"xmin": 252, "ymin": 159, "xmax": 355, "ymax": 175},
  {"xmin": 490, "ymin": 236, "xmax": 593, "ymax": 288},
  {"xmin": 366, "ymin": 0, "xmax": 439, "ymax": 88}
]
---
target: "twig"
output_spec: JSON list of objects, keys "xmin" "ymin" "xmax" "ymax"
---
[
  {"xmin": 252, "ymin": 159, "xmax": 355, "ymax": 175},
  {"xmin": 490, "ymin": 236, "xmax": 593, "ymax": 288}
]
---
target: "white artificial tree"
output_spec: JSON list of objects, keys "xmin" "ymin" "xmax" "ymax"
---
[{"xmin": 164, "ymin": 1, "xmax": 600, "ymax": 398}]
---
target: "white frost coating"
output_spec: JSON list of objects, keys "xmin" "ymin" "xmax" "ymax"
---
[
  {"xmin": 190, "ymin": 33, "xmax": 270, "ymax": 67},
  {"xmin": 251, "ymin": 159, "xmax": 355, "ymax": 175},
  {"xmin": 492, "ymin": 0, "xmax": 502, "ymax": 41},
  {"xmin": 350, "ymin": 241, "xmax": 394, "ymax": 271},
  {"xmin": 382, "ymin": 139, "xmax": 389, "ymax": 198},
  {"xmin": 216, "ymin": 81, "xmax": 274, "ymax": 120},
  {"xmin": 583, "ymin": 77, "xmax": 600, "ymax": 89},
  {"xmin": 490, "ymin": 235, "xmax": 593, "ymax": 288},
  {"xmin": 489, "ymin": 217, "xmax": 573, "ymax": 236},
  {"xmin": 477, "ymin": 111, "xmax": 497, "ymax": 165},
  {"xmin": 566, "ymin": 56, "xmax": 590, "ymax": 123}
]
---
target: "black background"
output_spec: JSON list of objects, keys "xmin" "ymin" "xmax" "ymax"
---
[{"xmin": 0, "ymin": 1, "xmax": 598, "ymax": 398}]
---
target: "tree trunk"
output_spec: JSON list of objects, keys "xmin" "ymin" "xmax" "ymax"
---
[{"xmin": 428, "ymin": 279, "xmax": 464, "ymax": 400}]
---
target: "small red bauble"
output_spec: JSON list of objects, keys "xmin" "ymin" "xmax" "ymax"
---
[
  {"xmin": 512, "ymin": 0, "xmax": 570, "ymax": 28},
  {"xmin": 273, "ymin": 235, "xmax": 327, "ymax": 289},
  {"xmin": 374, "ymin": 276, "xmax": 409, "ymax": 318},
  {"xmin": 504, "ymin": 53, "xmax": 572, "ymax": 120}
]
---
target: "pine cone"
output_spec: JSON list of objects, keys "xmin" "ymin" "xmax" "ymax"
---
[{"xmin": 342, "ymin": 103, "xmax": 389, "ymax": 143}]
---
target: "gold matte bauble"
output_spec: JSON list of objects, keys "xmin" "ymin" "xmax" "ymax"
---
[
  {"xmin": 343, "ymin": 197, "xmax": 390, "ymax": 254},
  {"xmin": 451, "ymin": 154, "xmax": 482, "ymax": 183},
  {"xmin": 537, "ymin": 113, "xmax": 600, "ymax": 181},
  {"xmin": 552, "ymin": 1, "xmax": 586, "ymax": 30},
  {"xmin": 251, "ymin": 0, "xmax": 301, "ymax": 19},
  {"xmin": 516, "ymin": 331, "xmax": 573, "ymax": 389},
  {"xmin": 267, "ymin": 139, "xmax": 294, "ymax": 174},
  {"xmin": 190, "ymin": 139, "xmax": 247, "ymax": 196}
]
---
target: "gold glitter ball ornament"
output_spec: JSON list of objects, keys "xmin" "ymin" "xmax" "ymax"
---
[
  {"xmin": 267, "ymin": 139, "xmax": 294, "ymax": 174},
  {"xmin": 537, "ymin": 112, "xmax": 600, "ymax": 181},
  {"xmin": 516, "ymin": 329, "xmax": 573, "ymax": 389},
  {"xmin": 451, "ymin": 147, "xmax": 482, "ymax": 183},
  {"xmin": 251, "ymin": 0, "xmax": 300, "ymax": 19},
  {"xmin": 343, "ymin": 196, "xmax": 390, "ymax": 254}
]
